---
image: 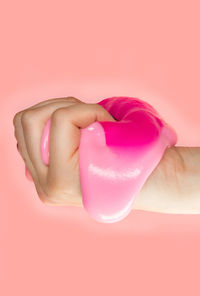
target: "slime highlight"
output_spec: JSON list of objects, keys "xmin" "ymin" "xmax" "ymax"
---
[{"xmin": 35, "ymin": 96, "xmax": 177, "ymax": 223}]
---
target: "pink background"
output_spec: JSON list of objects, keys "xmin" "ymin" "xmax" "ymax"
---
[{"xmin": 1, "ymin": 0, "xmax": 200, "ymax": 295}]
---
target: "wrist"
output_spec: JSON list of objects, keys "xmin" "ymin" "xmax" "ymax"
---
[{"xmin": 133, "ymin": 146, "xmax": 200, "ymax": 214}]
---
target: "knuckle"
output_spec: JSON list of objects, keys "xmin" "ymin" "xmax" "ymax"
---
[
  {"xmin": 65, "ymin": 96, "xmax": 81, "ymax": 103},
  {"xmin": 21, "ymin": 110, "xmax": 36, "ymax": 127},
  {"xmin": 51, "ymin": 107, "xmax": 69, "ymax": 121},
  {"xmin": 13, "ymin": 111, "xmax": 23, "ymax": 126}
]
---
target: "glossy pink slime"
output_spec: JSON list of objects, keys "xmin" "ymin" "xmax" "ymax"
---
[{"xmin": 31, "ymin": 96, "xmax": 177, "ymax": 223}]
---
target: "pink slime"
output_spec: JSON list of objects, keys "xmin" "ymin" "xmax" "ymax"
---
[{"xmin": 27, "ymin": 96, "xmax": 177, "ymax": 223}]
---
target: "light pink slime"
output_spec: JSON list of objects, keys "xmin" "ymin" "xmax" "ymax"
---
[{"xmin": 27, "ymin": 96, "xmax": 177, "ymax": 223}]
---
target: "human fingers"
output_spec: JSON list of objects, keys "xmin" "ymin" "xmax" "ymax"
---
[
  {"xmin": 14, "ymin": 97, "xmax": 84, "ymax": 182},
  {"xmin": 45, "ymin": 103, "xmax": 117, "ymax": 203},
  {"xmin": 13, "ymin": 110, "xmax": 45, "ymax": 196},
  {"xmin": 29, "ymin": 96, "xmax": 83, "ymax": 109},
  {"xmin": 13, "ymin": 97, "xmax": 83, "ymax": 198}
]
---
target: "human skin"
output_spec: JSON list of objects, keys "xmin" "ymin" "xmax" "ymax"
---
[{"xmin": 13, "ymin": 97, "xmax": 200, "ymax": 214}]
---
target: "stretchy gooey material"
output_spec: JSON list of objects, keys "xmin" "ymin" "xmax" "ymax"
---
[{"xmin": 27, "ymin": 96, "xmax": 177, "ymax": 223}]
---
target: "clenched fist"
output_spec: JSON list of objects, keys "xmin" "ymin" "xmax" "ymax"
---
[
  {"xmin": 13, "ymin": 96, "xmax": 200, "ymax": 215},
  {"xmin": 13, "ymin": 97, "xmax": 116, "ymax": 206}
]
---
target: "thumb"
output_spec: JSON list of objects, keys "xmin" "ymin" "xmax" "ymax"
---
[{"xmin": 46, "ymin": 103, "xmax": 117, "ymax": 190}]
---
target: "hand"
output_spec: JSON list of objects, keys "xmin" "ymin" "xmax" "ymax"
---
[
  {"xmin": 13, "ymin": 97, "xmax": 200, "ymax": 214},
  {"xmin": 13, "ymin": 97, "xmax": 116, "ymax": 206}
]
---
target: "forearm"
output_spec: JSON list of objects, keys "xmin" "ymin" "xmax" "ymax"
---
[{"xmin": 133, "ymin": 146, "xmax": 200, "ymax": 214}]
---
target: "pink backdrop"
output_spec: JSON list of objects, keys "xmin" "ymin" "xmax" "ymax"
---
[{"xmin": 1, "ymin": 0, "xmax": 200, "ymax": 295}]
